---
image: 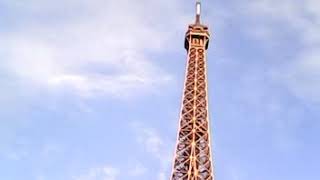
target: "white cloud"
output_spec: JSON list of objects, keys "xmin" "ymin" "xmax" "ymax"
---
[
  {"xmin": 158, "ymin": 172, "xmax": 166, "ymax": 180},
  {"xmin": 73, "ymin": 166, "xmax": 119, "ymax": 180},
  {"xmin": 281, "ymin": 51, "xmax": 320, "ymax": 103},
  {"xmin": 0, "ymin": 0, "xmax": 191, "ymax": 98},
  {"xmin": 239, "ymin": 0, "xmax": 320, "ymax": 103},
  {"xmin": 35, "ymin": 175, "xmax": 45, "ymax": 180},
  {"xmin": 74, "ymin": 162, "xmax": 147, "ymax": 180},
  {"xmin": 128, "ymin": 163, "xmax": 147, "ymax": 177},
  {"xmin": 6, "ymin": 150, "xmax": 28, "ymax": 161},
  {"xmin": 131, "ymin": 122, "xmax": 165, "ymax": 158},
  {"xmin": 130, "ymin": 122, "xmax": 174, "ymax": 179},
  {"xmin": 3, "ymin": 141, "xmax": 63, "ymax": 162}
]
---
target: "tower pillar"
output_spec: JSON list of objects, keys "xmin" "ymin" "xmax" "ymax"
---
[{"xmin": 171, "ymin": 1, "xmax": 214, "ymax": 180}]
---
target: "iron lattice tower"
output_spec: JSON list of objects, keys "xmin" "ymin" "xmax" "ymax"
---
[{"xmin": 171, "ymin": 1, "xmax": 214, "ymax": 180}]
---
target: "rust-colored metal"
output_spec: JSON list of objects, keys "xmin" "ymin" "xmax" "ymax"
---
[{"xmin": 171, "ymin": 1, "xmax": 214, "ymax": 180}]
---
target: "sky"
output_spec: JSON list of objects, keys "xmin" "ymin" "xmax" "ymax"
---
[{"xmin": 0, "ymin": 0, "xmax": 320, "ymax": 179}]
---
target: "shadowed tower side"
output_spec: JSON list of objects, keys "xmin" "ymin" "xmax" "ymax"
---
[{"xmin": 171, "ymin": 1, "xmax": 214, "ymax": 179}]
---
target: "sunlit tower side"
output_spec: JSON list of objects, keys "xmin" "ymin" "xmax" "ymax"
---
[{"xmin": 171, "ymin": 1, "xmax": 214, "ymax": 179}]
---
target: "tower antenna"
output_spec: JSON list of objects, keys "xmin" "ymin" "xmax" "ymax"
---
[{"xmin": 195, "ymin": 0, "xmax": 201, "ymax": 24}]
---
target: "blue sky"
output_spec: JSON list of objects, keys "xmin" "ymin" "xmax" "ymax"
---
[{"xmin": 1, "ymin": 0, "xmax": 320, "ymax": 179}]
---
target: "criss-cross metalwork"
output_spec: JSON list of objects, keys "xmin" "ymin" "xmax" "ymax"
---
[{"xmin": 171, "ymin": 1, "xmax": 214, "ymax": 180}]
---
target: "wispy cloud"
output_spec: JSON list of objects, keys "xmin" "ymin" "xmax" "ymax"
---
[
  {"xmin": 2, "ymin": 140, "xmax": 63, "ymax": 162},
  {"xmin": 130, "ymin": 121, "xmax": 174, "ymax": 179},
  {"xmin": 73, "ymin": 166, "xmax": 119, "ymax": 180},
  {"xmin": 128, "ymin": 163, "xmax": 147, "ymax": 177},
  {"xmin": 240, "ymin": 0, "xmax": 320, "ymax": 103},
  {"xmin": 133, "ymin": 123, "xmax": 164, "ymax": 157},
  {"xmin": 0, "ymin": 0, "xmax": 191, "ymax": 98}
]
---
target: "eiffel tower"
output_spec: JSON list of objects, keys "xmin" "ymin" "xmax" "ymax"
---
[{"xmin": 171, "ymin": 1, "xmax": 214, "ymax": 179}]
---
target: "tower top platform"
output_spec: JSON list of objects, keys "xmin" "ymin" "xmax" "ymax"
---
[{"xmin": 184, "ymin": 1, "xmax": 210, "ymax": 50}]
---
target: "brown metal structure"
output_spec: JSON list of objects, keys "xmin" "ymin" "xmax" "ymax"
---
[{"xmin": 171, "ymin": 1, "xmax": 214, "ymax": 180}]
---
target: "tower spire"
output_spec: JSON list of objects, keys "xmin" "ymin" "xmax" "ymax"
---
[{"xmin": 195, "ymin": 0, "xmax": 201, "ymax": 24}]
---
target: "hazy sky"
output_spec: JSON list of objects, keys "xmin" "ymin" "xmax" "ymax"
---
[{"xmin": 1, "ymin": 0, "xmax": 320, "ymax": 180}]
